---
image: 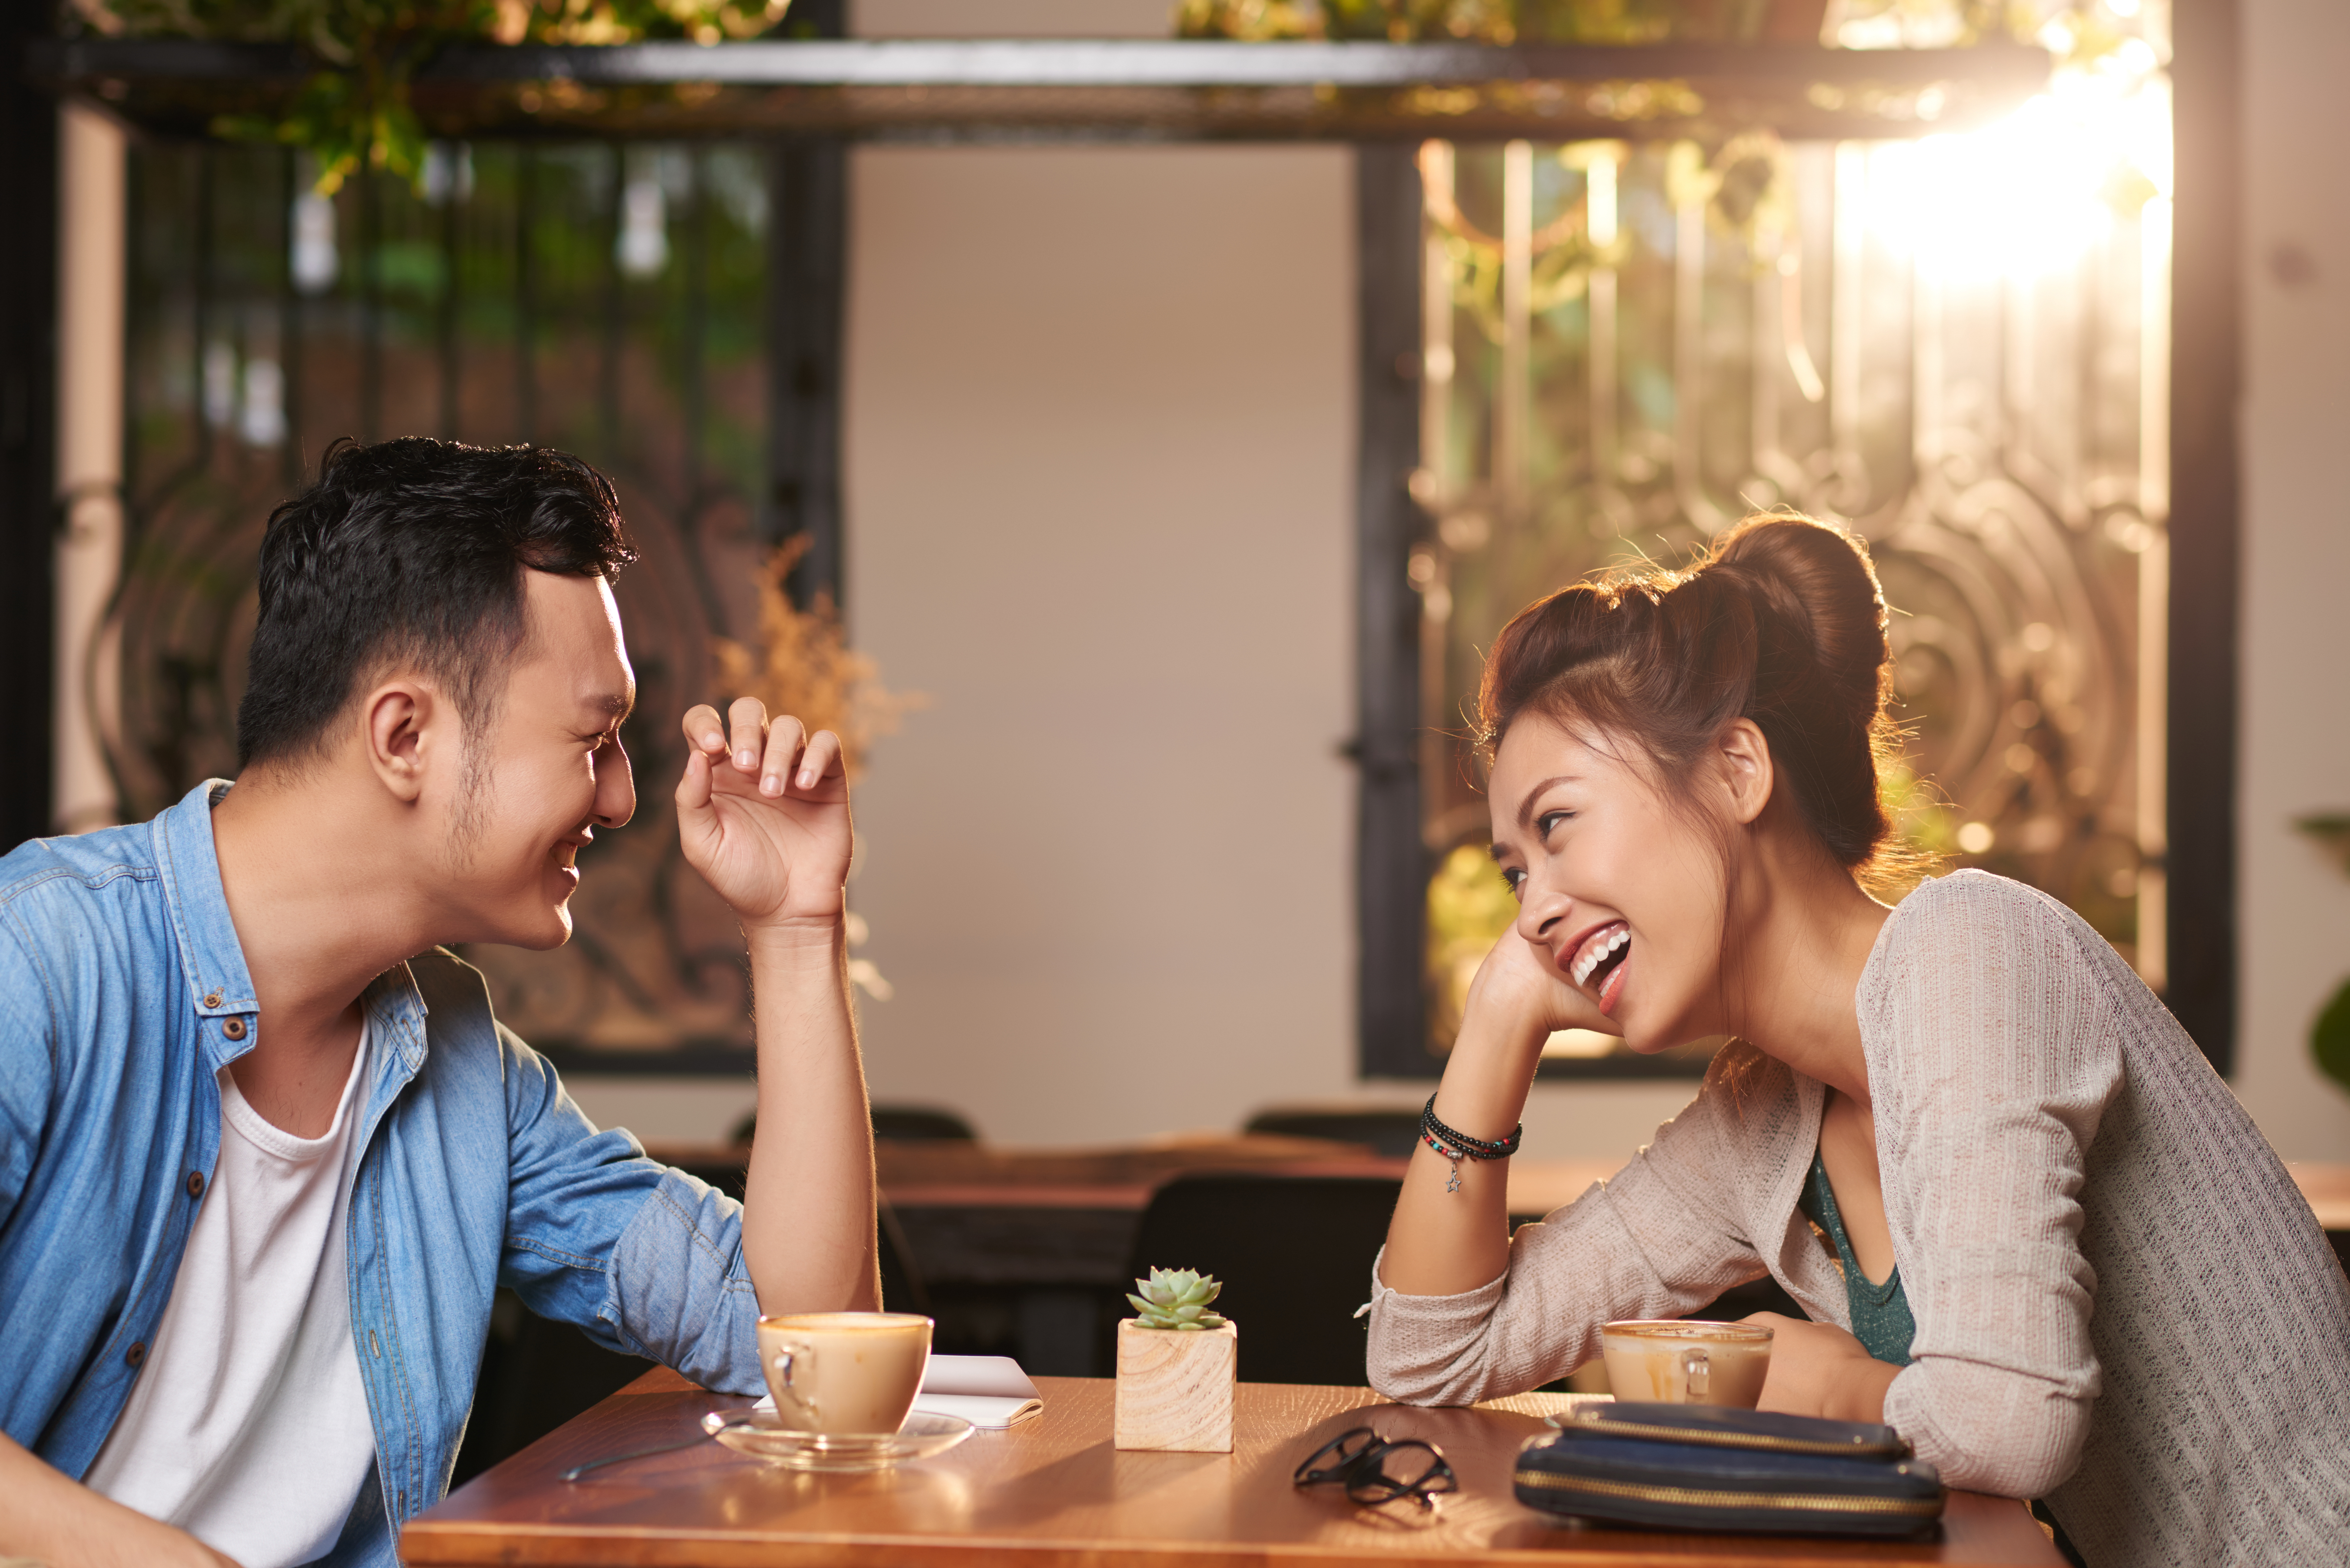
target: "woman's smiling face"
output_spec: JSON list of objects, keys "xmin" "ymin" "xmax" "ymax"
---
[{"xmin": 1486, "ymin": 714, "xmax": 1734, "ymax": 1052}]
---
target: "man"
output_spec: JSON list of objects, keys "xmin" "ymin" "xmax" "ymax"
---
[{"xmin": 0, "ymin": 439, "xmax": 877, "ymax": 1567}]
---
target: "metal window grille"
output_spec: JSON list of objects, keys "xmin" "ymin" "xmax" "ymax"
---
[
  {"xmin": 1362, "ymin": 118, "xmax": 2175, "ymax": 1078},
  {"xmin": 110, "ymin": 138, "xmax": 830, "ymax": 1061}
]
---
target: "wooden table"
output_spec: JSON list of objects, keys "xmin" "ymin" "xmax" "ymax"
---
[
  {"xmin": 2289, "ymin": 1162, "xmax": 2350, "ymax": 1233},
  {"xmin": 401, "ymin": 1369, "xmax": 2064, "ymax": 1567}
]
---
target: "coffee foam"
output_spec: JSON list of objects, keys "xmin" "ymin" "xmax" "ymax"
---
[
  {"xmin": 762, "ymin": 1312, "xmax": 932, "ymax": 1333},
  {"xmin": 1602, "ymin": 1320, "xmax": 1772, "ymax": 1342}
]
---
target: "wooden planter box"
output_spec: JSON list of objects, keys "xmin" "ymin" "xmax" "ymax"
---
[{"xmin": 1113, "ymin": 1319, "xmax": 1237, "ymax": 1453}]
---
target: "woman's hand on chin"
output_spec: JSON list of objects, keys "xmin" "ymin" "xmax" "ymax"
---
[
  {"xmin": 1745, "ymin": 1313, "xmax": 1903, "ymax": 1425},
  {"xmin": 1459, "ymin": 926, "xmax": 1618, "ymax": 1055}
]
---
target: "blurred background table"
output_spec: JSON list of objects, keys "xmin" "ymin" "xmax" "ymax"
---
[{"xmin": 401, "ymin": 1368, "xmax": 2065, "ymax": 1568}]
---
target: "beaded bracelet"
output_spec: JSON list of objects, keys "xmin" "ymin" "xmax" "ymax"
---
[{"xmin": 1419, "ymin": 1094, "xmax": 1523, "ymax": 1194}]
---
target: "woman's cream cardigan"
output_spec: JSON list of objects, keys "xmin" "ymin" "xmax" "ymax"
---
[{"xmin": 1365, "ymin": 871, "xmax": 2350, "ymax": 1567}]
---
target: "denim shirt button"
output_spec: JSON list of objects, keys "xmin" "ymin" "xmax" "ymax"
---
[
  {"xmin": 125, "ymin": 1341, "xmax": 145, "ymax": 1368},
  {"xmin": 186, "ymin": 1170, "xmax": 204, "ymax": 1198},
  {"xmin": 202, "ymin": 990, "xmax": 223, "ymax": 1009},
  {"xmin": 223, "ymin": 1018, "xmax": 247, "ymax": 1041}
]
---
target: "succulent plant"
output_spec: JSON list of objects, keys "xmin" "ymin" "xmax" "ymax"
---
[{"xmin": 1126, "ymin": 1267, "xmax": 1227, "ymax": 1331}]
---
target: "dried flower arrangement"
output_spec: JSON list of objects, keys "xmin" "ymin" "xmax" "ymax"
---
[
  {"xmin": 710, "ymin": 539, "xmax": 926, "ymax": 1001},
  {"xmin": 709, "ymin": 539, "xmax": 927, "ymax": 788}
]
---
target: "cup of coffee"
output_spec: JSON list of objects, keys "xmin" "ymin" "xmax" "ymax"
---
[
  {"xmin": 756, "ymin": 1312, "xmax": 934, "ymax": 1436},
  {"xmin": 1598, "ymin": 1319, "xmax": 1773, "ymax": 1407}
]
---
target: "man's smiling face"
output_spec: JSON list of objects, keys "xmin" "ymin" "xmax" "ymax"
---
[{"xmin": 431, "ymin": 569, "xmax": 638, "ymax": 950}]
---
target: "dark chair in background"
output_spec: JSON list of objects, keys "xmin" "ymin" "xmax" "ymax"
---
[
  {"xmin": 1123, "ymin": 1173, "xmax": 1403, "ymax": 1386},
  {"xmin": 1243, "ymin": 1107, "xmax": 1422, "ymax": 1159},
  {"xmin": 730, "ymin": 1102, "xmax": 980, "ymax": 1145},
  {"xmin": 871, "ymin": 1105, "xmax": 980, "ymax": 1142}
]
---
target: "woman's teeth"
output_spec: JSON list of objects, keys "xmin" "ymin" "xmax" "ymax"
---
[{"xmin": 1573, "ymin": 925, "xmax": 1630, "ymax": 986}]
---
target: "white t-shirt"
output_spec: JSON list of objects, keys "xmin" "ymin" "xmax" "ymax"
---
[{"xmin": 86, "ymin": 1021, "xmax": 381, "ymax": 1567}]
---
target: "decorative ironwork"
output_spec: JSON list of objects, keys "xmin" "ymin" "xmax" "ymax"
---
[
  {"xmin": 110, "ymin": 137, "xmax": 785, "ymax": 1055},
  {"xmin": 1408, "ymin": 103, "xmax": 2171, "ymax": 1070}
]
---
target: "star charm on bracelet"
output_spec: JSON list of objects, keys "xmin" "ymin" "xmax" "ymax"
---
[{"xmin": 1418, "ymin": 1095, "xmax": 1524, "ymax": 1195}]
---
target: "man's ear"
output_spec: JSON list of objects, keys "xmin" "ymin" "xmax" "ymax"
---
[
  {"xmin": 1717, "ymin": 718, "xmax": 1776, "ymax": 827},
  {"xmin": 363, "ymin": 680, "xmax": 445, "ymax": 804}
]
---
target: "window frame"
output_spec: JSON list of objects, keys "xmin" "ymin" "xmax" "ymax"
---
[{"xmin": 1352, "ymin": 54, "xmax": 2243, "ymax": 1082}]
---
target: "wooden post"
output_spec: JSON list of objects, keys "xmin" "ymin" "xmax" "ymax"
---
[
  {"xmin": 1113, "ymin": 1321, "xmax": 1236, "ymax": 1453},
  {"xmin": 52, "ymin": 99, "xmax": 124, "ymax": 836}
]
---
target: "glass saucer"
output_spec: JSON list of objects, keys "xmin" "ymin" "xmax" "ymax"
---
[{"xmin": 709, "ymin": 1410, "xmax": 975, "ymax": 1472}]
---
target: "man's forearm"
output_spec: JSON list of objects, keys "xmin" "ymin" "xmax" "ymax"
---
[
  {"xmin": 739, "ymin": 920, "xmax": 880, "ymax": 1315},
  {"xmin": 0, "ymin": 1432, "xmax": 235, "ymax": 1568}
]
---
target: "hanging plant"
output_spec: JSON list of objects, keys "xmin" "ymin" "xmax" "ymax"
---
[
  {"xmin": 65, "ymin": 0, "xmax": 799, "ymax": 192},
  {"xmin": 1178, "ymin": 0, "xmax": 2149, "ymax": 71},
  {"xmin": 1179, "ymin": 0, "xmax": 1714, "ymax": 44}
]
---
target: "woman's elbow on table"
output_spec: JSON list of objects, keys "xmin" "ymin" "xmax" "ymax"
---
[
  {"xmin": 1364, "ymin": 1315, "xmax": 1506, "ymax": 1407},
  {"xmin": 1891, "ymin": 1366, "xmax": 2093, "ymax": 1500},
  {"xmin": 1365, "ymin": 1358, "xmax": 1488, "ymax": 1408}
]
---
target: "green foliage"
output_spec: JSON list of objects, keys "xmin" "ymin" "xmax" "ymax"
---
[
  {"xmin": 70, "ymin": 0, "xmax": 795, "ymax": 192},
  {"xmin": 1179, "ymin": 0, "xmax": 2143, "ymax": 64},
  {"xmin": 1126, "ymin": 1267, "xmax": 1228, "ymax": 1331},
  {"xmin": 1426, "ymin": 842, "xmax": 1517, "ymax": 1047},
  {"xmin": 2296, "ymin": 813, "xmax": 2350, "ymax": 1097},
  {"xmin": 2314, "ymin": 976, "xmax": 2350, "ymax": 1098},
  {"xmin": 1178, "ymin": 0, "xmax": 1724, "ymax": 43},
  {"xmin": 1876, "ymin": 761, "xmax": 1953, "ymax": 892}
]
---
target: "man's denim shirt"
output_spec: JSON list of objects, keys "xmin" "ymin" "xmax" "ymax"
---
[{"xmin": 0, "ymin": 782, "xmax": 764, "ymax": 1564}]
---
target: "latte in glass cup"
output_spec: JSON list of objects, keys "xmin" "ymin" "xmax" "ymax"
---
[{"xmin": 1597, "ymin": 1319, "xmax": 1774, "ymax": 1408}]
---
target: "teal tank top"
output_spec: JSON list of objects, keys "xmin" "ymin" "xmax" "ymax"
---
[{"xmin": 1798, "ymin": 1148, "xmax": 1916, "ymax": 1366}]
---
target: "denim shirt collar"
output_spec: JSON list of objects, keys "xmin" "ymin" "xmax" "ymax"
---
[
  {"xmin": 153, "ymin": 780, "xmax": 261, "ymax": 1077},
  {"xmin": 153, "ymin": 779, "xmax": 431, "ymax": 1084}
]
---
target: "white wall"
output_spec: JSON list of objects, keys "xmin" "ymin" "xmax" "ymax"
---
[
  {"xmin": 2230, "ymin": 0, "xmax": 2350, "ymax": 1161},
  {"xmin": 841, "ymin": 141, "xmax": 1357, "ymax": 1142},
  {"xmin": 829, "ymin": 0, "xmax": 1701, "ymax": 1155}
]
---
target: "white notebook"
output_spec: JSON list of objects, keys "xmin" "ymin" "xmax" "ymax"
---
[{"xmin": 752, "ymin": 1353, "xmax": 1044, "ymax": 1430}]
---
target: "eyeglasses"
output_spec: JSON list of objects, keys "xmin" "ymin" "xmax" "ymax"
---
[{"xmin": 1291, "ymin": 1425, "xmax": 1459, "ymax": 1510}]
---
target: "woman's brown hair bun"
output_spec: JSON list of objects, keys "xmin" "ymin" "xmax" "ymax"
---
[{"xmin": 1476, "ymin": 511, "xmax": 1899, "ymax": 875}]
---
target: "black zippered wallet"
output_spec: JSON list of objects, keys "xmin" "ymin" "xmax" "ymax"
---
[{"xmin": 1513, "ymin": 1401, "xmax": 1947, "ymax": 1539}]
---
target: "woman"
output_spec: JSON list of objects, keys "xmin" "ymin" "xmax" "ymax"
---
[{"xmin": 1367, "ymin": 513, "xmax": 2350, "ymax": 1567}]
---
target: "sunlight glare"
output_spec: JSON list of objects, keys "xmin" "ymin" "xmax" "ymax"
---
[{"xmin": 1872, "ymin": 64, "xmax": 2171, "ymax": 282}]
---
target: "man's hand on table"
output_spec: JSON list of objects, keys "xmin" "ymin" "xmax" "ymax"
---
[{"xmin": 1744, "ymin": 1313, "xmax": 1903, "ymax": 1425}]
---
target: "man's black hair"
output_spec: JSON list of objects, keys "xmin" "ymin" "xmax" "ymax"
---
[{"xmin": 237, "ymin": 437, "xmax": 637, "ymax": 768}]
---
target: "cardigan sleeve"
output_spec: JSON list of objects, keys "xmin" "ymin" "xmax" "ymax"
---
[
  {"xmin": 1365, "ymin": 1052, "xmax": 1799, "ymax": 1406},
  {"xmin": 1869, "ymin": 873, "xmax": 2119, "ymax": 1498}
]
